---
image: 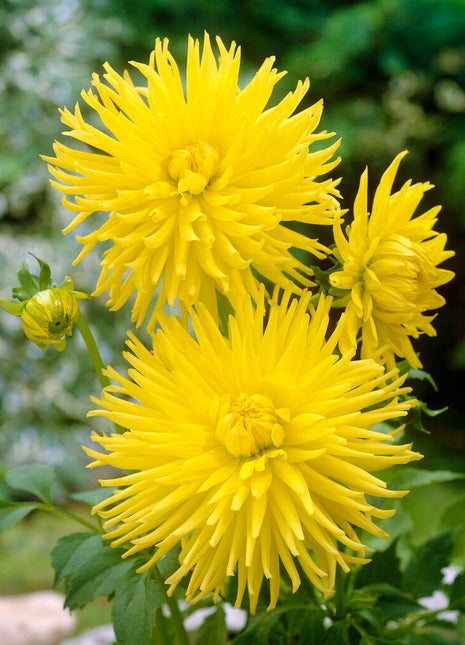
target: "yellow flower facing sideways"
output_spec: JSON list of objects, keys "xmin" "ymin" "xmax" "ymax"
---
[
  {"xmin": 85, "ymin": 287, "xmax": 420, "ymax": 613},
  {"xmin": 330, "ymin": 152, "xmax": 454, "ymax": 369},
  {"xmin": 44, "ymin": 33, "xmax": 341, "ymax": 332}
]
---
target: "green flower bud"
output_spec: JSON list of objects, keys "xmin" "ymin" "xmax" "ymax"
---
[
  {"xmin": 0, "ymin": 255, "xmax": 89, "ymax": 350},
  {"xmin": 21, "ymin": 287, "xmax": 81, "ymax": 351}
]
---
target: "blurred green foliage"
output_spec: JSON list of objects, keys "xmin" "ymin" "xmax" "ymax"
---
[{"xmin": 0, "ymin": 0, "xmax": 464, "ymax": 476}]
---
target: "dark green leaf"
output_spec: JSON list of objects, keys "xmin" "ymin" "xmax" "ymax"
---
[
  {"xmin": 0, "ymin": 503, "xmax": 38, "ymax": 533},
  {"xmin": 232, "ymin": 607, "xmax": 288, "ymax": 644},
  {"xmin": 286, "ymin": 608, "xmax": 326, "ymax": 645},
  {"xmin": 385, "ymin": 467, "xmax": 464, "ymax": 490},
  {"xmin": 403, "ymin": 531, "xmax": 455, "ymax": 598},
  {"xmin": 440, "ymin": 494, "xmax": 465, "ymax": 530},
  {"xmin": 65, "ymin": 545, "xmax": 133, "ymax": 609},
  {"xmin": 355, "ymin": 539, "xmax": 402, "ymax": 589},
  {"xmin": 157, "ymin": 543, "xmax": 182, "ymax": 579},
  {"xmin": 356, "ymin": 607, "xmax": 387, "ymax": 635},
  {"xmin": 359, "ymin": 584, "xmax": 420, "ymax": 620},
  {"xmin": 112, "ymin": 573, "xmax": 163, "ymax": 645},
  {"xmin": 322, "ymin": 620, "xmax": 347, "ymax": 645},
  {"xmin": 51, "ymin": 532, "xmax": 103, "ymax": 586},
  {"xmin": 5, "ymin": 463, "xmax": 55, "ymax": 504},
  {"xmin": 457, "ymin": 613, "xmax": 465, "ymax": 644},
  {"xmin": 196, "ymin": 605, "xmax": 228, "ymax": 645},
  {"xmin": 450, "ymin": 572, "xmax": 465, "ymax": 611},
  {"xmin": 360, "ymin": 637, "xmax": 404, "ymax": 645}
]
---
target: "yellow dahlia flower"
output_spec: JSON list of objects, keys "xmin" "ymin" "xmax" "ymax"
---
[
  {"xmin": 85, "ymin": 288, "xmax": 420, "ymax": 612},
  {"xmin": 329, "ymin": 152, "xmax": 454, "ymax": 370},
  {"xmin": 43, "ymin": 33, "xmax": 341, "ymax": 331}
]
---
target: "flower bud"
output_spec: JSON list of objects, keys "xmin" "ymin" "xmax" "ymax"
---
[
  {"xmin": 0, "ymin": 255, "xmax": 89, "ymax": 350},
  {"xmin": 21, "ymin": 287, "xmax": 81, "ymax": 351}
]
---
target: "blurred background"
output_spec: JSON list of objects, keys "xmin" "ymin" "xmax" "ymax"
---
[{"xmin": 0, "ymin": 0, "xmax": 464, "ymax": 622}]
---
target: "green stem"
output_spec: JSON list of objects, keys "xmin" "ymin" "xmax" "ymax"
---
[
  {"xmin": 152, "ymin": 607, "xmax": 169, "ymax": 645},
  {"xmin": 334, "ymin": 566, "xmax": 347, "ymax": 621},
  {"xmin": 42, "ymin": 504, "xmax": 100, "ymax": 533},
  {"xmin": 76, "ymin": 313, "xmax": 109, "ymax": 390},
  {"xmin": 75, "ymin": 313, "xmax": 123, "ymax": 434},
  {"xmin": 153, "ymin": 566, "xmax": 190, "ymax": 645}
]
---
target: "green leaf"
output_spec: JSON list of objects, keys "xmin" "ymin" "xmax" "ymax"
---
[
  {"xmin": 453, "ymin": 525, "xmax": 465, "ymax": 567},
  {"xmin": 384, "ymin": 467, "xmax": 464, "ymax": 490},
  {"xmin": 355, "ymin": 539, "xmax": 402, "ymax": 589},
  {"xmin": 232, "ymin": 607, "xmax": 288, "ymax": 644},
  {"xmin": 70, "ymin": 487, "xmax": 116, "ymax": 507},
  {"xmin": 286, "ymin": 608, "xmax": 326, "ymax": 645},
  {"xmin": 360, "ymin": 638, "xmax": 404, "ymax": 645},
  {"xmin": 457, "ymin": 613, "xmax": 465, "ymax": 644},
  {"xmin": 5, "ymin": 463, "xmax": 55, "ymax": 504},
  {"xmin": 196, "ymin": 605, "xmax": 228, "ymax": 645},
  {"xmin": 440, "ymin": 493, "xmax": 465, "ymax": 530},
  {"xmin": 357, "ymin": 584, "xmax": 420, "ymax": 620},
  {"xmin": 157, "ymin": 543, "xmax": 182, "ymax": 579},
  {"xmin": 322, "ymin": 620, "xmax": 347, "ymax": 645},
  {"xmin": 0, "ymin": 502, "xmax": 38, "ymax": 533},
  {"xmin": 112, "ymin": 573, "xmax": 163, "ymax": 645},
  {"xmin": 403, "ymin": 531, "xmax": 455, "ymax": 598},
  {"xmin": 450, "ymin": 572, "xmax": 465, "ymax": 611},
  {"xmin": 51, "ymin": 532, "xmax": 103, "ymax": 586},
  {"xmin": 65, "ymin": 546, "xmax": 133, "ymax": 610},
  {"xmin": 400, "ymin": 480, "xmax": 465, "ymax": 547}
]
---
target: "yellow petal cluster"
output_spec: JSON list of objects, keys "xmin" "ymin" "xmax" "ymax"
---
[
  {"xmin": 330, "ymin": 152, "xmax": 454, "ymax": 369},
  {"xmin": 85, "ymin": 287, "xmax": 420, "ymax": 613},
  {"xmin": 43, "ymin": 33, "xmax": 341, "ymax": 331}
]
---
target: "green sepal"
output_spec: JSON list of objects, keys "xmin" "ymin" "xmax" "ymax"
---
[
  {"xmin": 408, "ymin": 368, "xmax": 438, "ymax": 391},
  {"xmin": 14, "ymin": 259, "xmax": 41, "ymax": 299},
  {"xmin": 0, "ymin": 297, "xmax": 24, "ymax": 316},
  {"xmin": 31, "ymin": 253, "xmax": 54, "ymax": 291},
  {"xmin": 59, "ymin": 275, "xmax": 90, "ymax": 300}
]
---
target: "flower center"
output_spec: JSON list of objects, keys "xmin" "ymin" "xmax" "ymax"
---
[
  {"xmin": 215, "ymin": 393, "xmax": 286, "ymax": 458},
  {"xmin": 168, "ymin": 141, "xmax": 219, "ymax": 196}
]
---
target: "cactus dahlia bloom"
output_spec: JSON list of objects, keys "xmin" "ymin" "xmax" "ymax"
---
[
  {"xmin": 85, "ymin": 287, "xmax": 420, "ymax": 613},
  {"xmin": 43, "ymin": 33, "xmax": 341, "ymax": 332},
  {"xmin": 330, "ymin": 152, "xmax": 454, "ymax": 370}
]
